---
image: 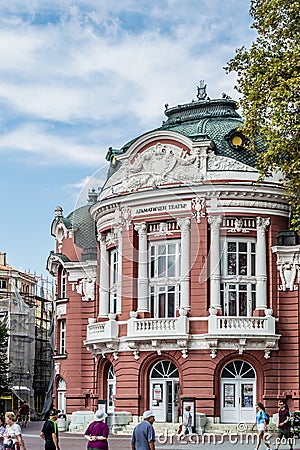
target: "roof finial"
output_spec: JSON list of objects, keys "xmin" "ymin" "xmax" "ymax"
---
[
  {"xmin": 196, "ymin": 80, "xmax": 207, "ymax": 100},
  {"xmin": 87, "ymin": 188, "xmax": 98, "ymax": 204},
  {"xmin": 54, "ymin": 206, "xmax": 63, "ymax": 218}
]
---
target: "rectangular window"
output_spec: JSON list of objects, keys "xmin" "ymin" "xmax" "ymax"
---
[
  {"xmin": 221, "ymin": 239, "xmax": 256, "ymax": 317},
  {"xmin": 109, "ymin": 249, "xmax": 118, "ymax": 314},
  {"xmin": 59, "ymin": 319, "xmax": 66, "ymax": 354},
  {"xmin": 149, "ymin": 240, "xmax": 181, "ymax": 318},
  {"xmin": 61, "ymin": 269, "xmax": 67, "ymax": 299},
  {"xmin": 0, "ymin": 279, "xmax": 7, "ymax": 289}
]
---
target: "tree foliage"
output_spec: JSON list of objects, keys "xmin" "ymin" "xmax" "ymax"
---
[
  {"xmin": 0, "ymin": 321, "xmax": 10, "ymax": 392},
  {"xmin": 226, "ymin": 0, "xmax": 300, "ymax": 229}
]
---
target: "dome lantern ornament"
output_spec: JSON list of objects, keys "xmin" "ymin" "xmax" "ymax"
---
[{"xmin": 196, "ymin": 80, "xmax": 208, "ymax": 100}]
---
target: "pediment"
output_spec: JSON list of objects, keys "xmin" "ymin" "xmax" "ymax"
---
[{"xmin": 103, "ymin": 142, "xmax": 205, "ymax": 195}]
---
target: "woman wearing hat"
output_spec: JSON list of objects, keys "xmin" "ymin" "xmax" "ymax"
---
[{"xmin": 84, "ymin": 410, "xmax": 109, "ymax": 450}]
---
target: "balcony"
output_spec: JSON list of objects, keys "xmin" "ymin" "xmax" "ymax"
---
[
  {"xmin": 127, "ymin": 312, "xmax": 189, "ymax": 338},
  {"xmin": 84, "ymin": 315, "xmax": 119, "ymax": 356},
  {"xmin": 206, "ymin": 308, "xmax": 279, "ymax": 359},
  {"xmin": 208, "ymin": 313, "xmax": 276, "ymax": 335},
  {"xmin": 84, "ymin": 308, "xmax": 279, "ymax": 360}
]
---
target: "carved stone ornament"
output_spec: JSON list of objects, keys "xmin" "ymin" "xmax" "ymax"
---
[
  {"xmin": 278, "ymin": 258, "xmax": 299, "ymax": 291},
  {"xmin": 121, "ymin": 206, "xmax": 132, "ymax": 230},
  {"xmin": 272, "ymin": 245, "xmax": 300, "ymax": 291},
  {"xmin": 75, "ymin": 278, "xmax": 95, "ymax": 301},
  {"xmin": 191, "ymin": 197, "xmax": 206, "ymax": 223},
  {"xmin": 104, "ymin": 142, "xmax": 204, "ymax": 194},
  {"xmin": 207, "ymin": 154, "xmax": 253, "ymax": 172}
]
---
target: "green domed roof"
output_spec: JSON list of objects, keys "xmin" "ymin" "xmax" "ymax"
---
[
  {"xmin": 106, "ymin": 89, "xmax": 262, "ymax": 173},
  {"xmin": 66, "ymin": 205, "xmax": 97, "ymax": 260}
]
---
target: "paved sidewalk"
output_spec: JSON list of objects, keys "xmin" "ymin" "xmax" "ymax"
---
[{"xmin": 21, "ymin": 420, "xmax": 300, "ymax": 450}]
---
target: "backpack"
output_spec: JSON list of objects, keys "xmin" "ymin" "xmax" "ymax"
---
[{"xmin": 265, "ymin": 413, "xmax": 270, "ymax": 425}]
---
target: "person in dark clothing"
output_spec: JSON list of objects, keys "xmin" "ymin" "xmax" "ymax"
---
[
  {"xmin": 275, "ymin": 400, "xmax": 293, "ymax": 450},
  {"xmin": 40, "ymin": 409, "xmax": 60, "ymax": 450},
  {"xmin": 17, "ymin": 402, "xmax": 30, "ymax": 428}
]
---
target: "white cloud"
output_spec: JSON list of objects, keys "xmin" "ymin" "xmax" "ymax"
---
[
  {"xmin": 0, "ymin": 123, "xmax": 104, "ymax": 166},
  {"xmin": 0, "ymin": 0, "xmax": 255, "ymax": 165}
]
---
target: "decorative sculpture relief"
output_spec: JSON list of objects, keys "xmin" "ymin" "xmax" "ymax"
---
[
  {"xmin": 192, "ymin": 197, "xmax": 206, "ymax": 223},
  {"xmin": 154, "ymin": 222, "xmax": 173, "ymax": 237},
  {"xmin": 228, "ymin": 218, "xmax": 250, "ymax": 233},
  {"xmin": 76, "ymin": 278, "xmax": 96, "ymax": 301},
  {"xmin": 207, "ymin": 154, "xmax": 253, "ymax": 172},
  {"xmin": 104, "ymin": 142, "xmax": 204, "ymax": 194},
  {"xmin": 272, "ymin": 246, "xmax": 300, "ymax": 291},
  {"xmin": 278, "ymin": 259, "xmax": 299, "ymax": 291},
  {"xmin": 121, "ymin": 206, "xmax": 132, "ymax": 230}
]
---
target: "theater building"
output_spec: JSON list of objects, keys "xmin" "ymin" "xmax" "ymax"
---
[{"xmin": 47, "ymin": 84, "xmax": 300, "ymax": 428}]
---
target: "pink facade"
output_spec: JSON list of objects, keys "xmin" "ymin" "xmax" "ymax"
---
[{"xmin": 47, "ymin": 89, "xmax": 300, "ymax": 427}]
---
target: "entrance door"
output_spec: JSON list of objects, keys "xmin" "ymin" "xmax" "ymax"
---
[
  {"xmin": 150, "ymin": 361, "xmax": 179, "ymax": 422},
  {"xmin": 221, "ymin": 360, "xmax": 256, "ymax": 423}
]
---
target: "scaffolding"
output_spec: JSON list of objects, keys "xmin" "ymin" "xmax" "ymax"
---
[{"xmin": 0, "ymin": 264, "xmax": 55, "ymax": 416}]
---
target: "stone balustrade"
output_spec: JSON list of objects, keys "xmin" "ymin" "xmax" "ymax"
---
[
  {"xmin": 208, "ymin": 313, "xmax": 276, "ymax": 335},
  {"xmin": 128, "ymin": 314, "xmax": 189, "ymax": 338},
  {"xmin": 86, "ymin": 317, "xmax": 118, "ymax": 341}
]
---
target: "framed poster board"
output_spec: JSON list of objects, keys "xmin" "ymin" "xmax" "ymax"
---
[{"xmin": 223, "ymin": 383, "xmax": 235, "ymax": 408}]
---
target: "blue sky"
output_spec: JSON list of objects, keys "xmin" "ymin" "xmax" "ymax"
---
[{"xmin": 0, "ymin": 0, "xmax": 256, "ymax": 277}]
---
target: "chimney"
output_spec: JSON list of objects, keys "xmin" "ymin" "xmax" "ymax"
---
[{"xmin": 0, "ymin": 252, "xmax": 6, "ymax": 265}]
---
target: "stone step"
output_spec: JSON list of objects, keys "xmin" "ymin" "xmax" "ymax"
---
[{"xmin": 112, "ymin": 420, "xmax": 277, "ymax": 436}]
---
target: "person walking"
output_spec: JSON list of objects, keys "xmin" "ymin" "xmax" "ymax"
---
[
  {"xmin": 84, "ymin": 410, "xmax": 109, "ymax": 450},
  {"xmin": 4, "ymin": 411, "xmax": 26, "ymax": 450},
  {"xmin": 182, "ymin": 405, "xmax": 192, "ymax": 435},
  {"xmin": 131, "ymin": 410, "xmax": 155, "ymax": 450},
  {"xmin": 17, "ymin": 402, "xmax": 29, "ymax": 428},
  {"xmin": 251, "ymin": 402, "xmax": 271, "ymax": 450},
  {"xmin": 275, "ymin": 400, "xmax": 293, "ymax": 450},
  {"xmin": 40, "ymin": 408, "xmax": 60, "ymax": 450}
]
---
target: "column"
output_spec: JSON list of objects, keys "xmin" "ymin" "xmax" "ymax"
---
[
  {"xmin": 134, "ymin": 222, "xmax": 148, "ymax": 312},
  {"xmin": 99, "ymin": 233, "xmax": 109, "ymax": 317},
  {"xmin": 177, "ymin": 218, "xmax": 191, "ymax": 310},
  {"xmin": 256, "ymin": 217, "xmax": 270, "ymax": 309},
  {"xmin": 208, "ymin": 216, "xmax": 223, "ymax": 309}
]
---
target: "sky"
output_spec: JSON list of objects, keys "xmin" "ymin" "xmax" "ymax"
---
[{"xmin": 0, "ymin": 0, "xmax": 256, "ymax": 279}]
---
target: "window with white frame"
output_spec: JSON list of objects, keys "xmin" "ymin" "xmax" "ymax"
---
[
  {"xmin": 149, "ymin": 241, "xmax": 181, "ymax": 318},
  {"xmin": 221, "ymin": 239, "xmax": 256, "ymax": 316},
  {"xmin": 59, "ymin": 319, "xmax": 66, "ymax": 354},
  {"xmin": 60, "ymin": 268, "xmax": 67, "ymax": 299},
  {"xmin": 109, "ymin": 248, "xmax": 118, "ymax": 314}
]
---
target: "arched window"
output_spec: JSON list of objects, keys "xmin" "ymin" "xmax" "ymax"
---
[
  {"xmin": 150, "ymin": 360, "xmax": 179, "ymax": 378},
  {"xmin": 221, "ymin": 360, "xmax": 255, "ymax": 379}
]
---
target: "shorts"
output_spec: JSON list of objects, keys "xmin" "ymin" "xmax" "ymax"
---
[
  {"xmin": 257, "ymin": 423, "xmax": 266, "ymax": 431},
  {"xmin": 277, "ymin": 428, "xmax": 291, "ymax": 439}
]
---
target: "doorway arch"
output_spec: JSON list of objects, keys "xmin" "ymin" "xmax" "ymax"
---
[
  {"xmin": 149, "ymin": 360, "xmax": 179, "ymax": 423},
  {"xmin": 220, "ymin": 360, "xmax": 256, "ymax": 423}
]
